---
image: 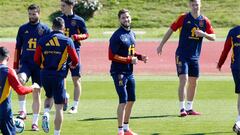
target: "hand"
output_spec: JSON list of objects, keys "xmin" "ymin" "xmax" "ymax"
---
[
  {"xmin": 157, "ymin": 45, "xmax": 163, "ymax": 55},
  {"xmin": 68, "ymin": 62, "xmax": 78, "ymax": 69},
  {"xmin": 131, "ymin": 57, "xmax": 138, "ymax": 65},
  {"xmin": 31, "ymin": 83, "xmax": 40, "ymax": 89},
  {"xmin": 195, "ymin": 30, "xmax": 206, "ymax": 37},
  {"xmin": 142, "ymin": 55, "xmax": 148, "ymax": 63}
]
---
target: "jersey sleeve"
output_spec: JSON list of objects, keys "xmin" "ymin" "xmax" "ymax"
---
[
  {"xmin": 34, "ymin": 45, "xmax": 42, "ymax": 66},
  {"xmin": 14, "ymin": 27, "xmax": 23, "ymax": 69},
  {"xmin": 108, "ymin": 35, "xmax": 131, "ymax": 64},
  {"xmin": 204, "ymin": 16, "xmax": 215, "ymax": 34},
  {"xmin": 217, "ymin": 30, "xmax": 232, "ymax": 68},
  {"xmin": 78, "ymin": 19, "xmax": 88, "ymax": 34},
  {"xmin": 73, "ymin": 20, "xmax": 89, "ymax": 41},
  {"xmin": 7, "ymin": 68, "xmax": 32, "ymax": 95},
  {"xmin": 170, "ymin": 13, "xmax": 186, "ymax": 31},
  {"xmin": 67, "ymin": 39, "xmax": 78, "ymax": 66}
]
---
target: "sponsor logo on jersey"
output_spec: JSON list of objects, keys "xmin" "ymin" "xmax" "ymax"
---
[{"xmin": 199, "ymin": 20, "xmax": 204, "ymax": 28}]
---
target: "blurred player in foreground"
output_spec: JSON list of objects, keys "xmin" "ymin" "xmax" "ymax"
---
[
  {"xmin": 0, "ymin": 47, "xmax": 39, "ymax": 135},
  {"xmin": 109, "ymin": 9, "xmax": 148, "ymax": 135}
]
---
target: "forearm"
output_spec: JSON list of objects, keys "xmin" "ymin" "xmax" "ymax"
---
[
  {"xmin": 159, "ymin": 28, "xmax": 174, "ymax": 47},
  {"xmin": 8, "ymin": 68, "xmax": 32, "ymax": 95},
  {"xmin": 111, "ymin": 54, "xmax": 132, "ymax": 64},
  {"xmin": 72, "ymin": 33, "xmax": 89, "ymax": 41},
  {"xmin": 204, "ymin": 33, "xmax": 216, "ymax": 41},
  {"xmin": 13, "ymin": 49, "xmax": 21, "ymax": 69}
]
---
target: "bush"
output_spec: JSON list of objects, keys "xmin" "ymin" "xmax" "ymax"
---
[
  {"xmin": 74, "ymin": 0, "xmax": 102, "ymax": 20},
  {"xmin": 49, "ymin": 0, "xmax": 102, "ymax": 22}
]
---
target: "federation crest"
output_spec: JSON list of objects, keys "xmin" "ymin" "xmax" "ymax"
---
[
  {"xmin": 38, "ymin": 28, "xmax": 44, "ymax": 36},
  {"xmin": 120, "ymin": 34, "xmax": 128, "ymax": 42},
  {"xmin": 199, "ymin": 20, "xmax": 204, "ymax": 28},
  {"xmin": 71, "ymin": 20, "xmax": 77, "ymax": 26}
]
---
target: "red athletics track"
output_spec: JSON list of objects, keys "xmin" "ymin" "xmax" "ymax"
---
[{"xmin": 0, "ymin": 41, "xmax": 231, "ymax": 75}]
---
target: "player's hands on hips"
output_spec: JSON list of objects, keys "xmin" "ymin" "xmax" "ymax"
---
[
  {"xmin": 157, "ymin": 45, "xmax": 163, "ymax": 55},
  {"xmin": 142, "ymin": 55, "xmax": 148, "ymax": 63},
  {"xmin": 195, "ymin": 30, "xmax": 206, "ymax": 37},
  {"xmin": 131, "ymin": 56, "xmax": 138, "ymax": 64}
]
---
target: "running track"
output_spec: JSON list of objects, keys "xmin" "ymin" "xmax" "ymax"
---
[{"xmin": 0, "ymin": 41, "xmax": 231, "ymax": 75}]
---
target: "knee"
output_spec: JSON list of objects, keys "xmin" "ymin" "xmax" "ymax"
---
[{"xmin": 18, "ymin": 73, "xmax": 28, "ymax": 84}]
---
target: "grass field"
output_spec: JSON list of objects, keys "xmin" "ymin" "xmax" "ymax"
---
[
  {"xmin": 0, "ymin": 0, "xmax": 239, "ymax": 38},
  {"xmin": 9, "ymin": 75, "xmax": 237, "ymax": 135}
]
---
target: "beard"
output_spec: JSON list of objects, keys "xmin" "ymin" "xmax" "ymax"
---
[
  {"xmin": 121, "ymin": 22, "xmax": 130, "ymax": 30},
  {"xmin": 29, "ymin": 17, "xmax": 39, "ymax": 24}
]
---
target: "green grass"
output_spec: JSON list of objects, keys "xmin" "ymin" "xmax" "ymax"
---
[
  {"xmin": 0, "ymin": 27, "xmax": 230, "ymax": 39},
  {"xmin": 0, "ymin": 0, "xmax": 239, "ymax": 38},
  {"xmin": 9, "ymin": 75, "xmax": 237, "ymax": 135},
  {"xmin": 1, "ymin": 0, "xmax": 239, "ymax": 28}
]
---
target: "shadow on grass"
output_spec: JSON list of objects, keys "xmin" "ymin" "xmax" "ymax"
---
[
  {"xmin": 13, "ymin": 112, "xmax": 33, "ymax": 116},
  {"xmin": 80, "ymin": 114, "xmax": 178, "ymax": 121},
  {"xmin": 181, "ymin": 132, "xmax": 233, "ymax": 135}
]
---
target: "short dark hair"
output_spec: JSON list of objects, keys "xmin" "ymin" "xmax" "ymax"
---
[
  {"xmin": 118, "ymin": 9, "xmax": 129, "ymax": 18},
  {"xmin": 61, "ymin": 0, "xmax": 76, "ymax": 6},
  {"xmin": 28, "ymin": 4, "xmax": 40, "ymax": 13},
  {"xmin": 0, "ymin": 47, "xmax": 9, "ymax": 61},
  {"xmin": 52, "ymin": 17, "xmax": 65, "ymax": 30},
  {"xmin": 189, "ymin": 0, "xmax": 200, "ymax": 2}
]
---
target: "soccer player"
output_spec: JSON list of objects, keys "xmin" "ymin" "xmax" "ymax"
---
[
  {"xmin": 0, "ymin": 47, "xmax": 39, "ymax": 135},
  {"xmin": 156, "ymin": 0, "xmax": 215, "ymax": 117},
  {"xmin": 217, "ymin": 26, "xmax": 240, "ymax": 134},
  {"xmin": 109, "ymin": 9, "xmax": 148, "ymax": 135},
  {"xmin": 60, "ymin": 0, "xmax": 89, "ymax": 114},
  {"xmin": 34, "ymin": 17, "xmax": 78, "ymax": 135},
  {"xmin": 13, "ymin": 4, "xmax": 51, "ymax": 130}
]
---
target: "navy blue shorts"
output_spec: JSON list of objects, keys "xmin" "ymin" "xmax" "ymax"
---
[
  {"xmin": 41, "ymin": 74, "xmax": 66, "ymax": 104},
  {"xmin": 232, "ymin": 69, "xmax": 240, "ymax": 93},
  {"xmin": 111, "ymin": 74, "xmax": 136, "ymax": 103},
  {"xmin": 175, "ymin": 55, "xmax": 199, "ymax": 77},
  {"xmin": 0, "ymin": 118, "xmax": 16, "ymax": 135},
  {"xmin": 18, "ymin": 63, "xmax": 41, "ymax": 86},
  {"xmin": 67, "ymin": 50, "xmax": 81, "ymax": 77}
]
